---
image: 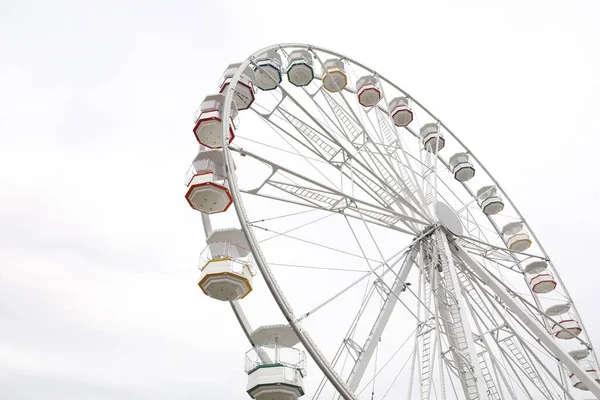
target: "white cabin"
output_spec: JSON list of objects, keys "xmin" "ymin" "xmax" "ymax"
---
[
  {"xmin": 420, "ymin": 123, "xmax": 445, "ymax": 152},
  {"xmin": 529, "ymin": 273, "xmax": 557, "ymax": 294},
  {"xmin": 356, "ymin": 75, "xmax": 381, "ymax": 107},
  {"xmin": 476, "ymin": 185, "xmax": 504, "ymax": 215},
  {"xmin": 388, "ymin": 97, "xmax": 413, "ymax": 127},
  {"xmin": 449, "ymin": 152, "xmax": 475, "ymax": 182},
  {"xmin": 254, "ymin": 50, "xmax": 283, "ymax": 91},
  {"xmin": 507, "ymin": 232, "xmax": 532, "ymax": 251},
  {"xmin": 287, "ymin": 50, "xmax": 314, "ymax": 87},
  {"xmin": 219, "ymin": 63, "xmax": 256, "ymax": 111},
  {"xmin": 546, "ymin": 303, "xmax": 582, "ymax": 340},
  {"xmin": 322, "ymin": 58, "xmax": 347, "ymax": 92},
  {"xmin": 193, "ymin": 94, "xmax": 238, "ymax": 148},
  {"xmin": 185, "ymin": 149, "xmax": 233, "ymax": 214},
  {"xmin": 246, "ymin": 325, "xmax": 306, "ymax": 400},
  {"xmin": 198, "ymin": 228, "xmax": 254, "ymax": 301},
  {"xmin": 501, "ymin": 222, "xmax": 532, "ymax": 251},
  {"xmin": 570, "ymin": 360, "xmax": 600, "ymax": 391}
]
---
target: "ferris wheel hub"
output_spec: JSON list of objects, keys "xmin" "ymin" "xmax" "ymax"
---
[{"xmin": 434, "ymin": 201, "xmax": 463, "ymax": 236}]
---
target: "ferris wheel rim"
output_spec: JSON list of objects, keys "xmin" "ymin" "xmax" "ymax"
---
[{"xmin": 208, "ymin": 43, "xmax": 599, "ymax": 398}]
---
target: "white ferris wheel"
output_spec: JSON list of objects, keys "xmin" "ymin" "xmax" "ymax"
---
[{"xmin": 184, "ymin": 44, "xmax": 600, "ymax": 400}]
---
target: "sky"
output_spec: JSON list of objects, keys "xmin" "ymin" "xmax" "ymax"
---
[{"xmin": 1, "ymin": 0, "xmax": 600, "ymax": 398}]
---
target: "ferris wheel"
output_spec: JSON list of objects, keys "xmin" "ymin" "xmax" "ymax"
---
[{"xmin": 184, "ymin": 44, "xmax": 600, "ymax": 400}]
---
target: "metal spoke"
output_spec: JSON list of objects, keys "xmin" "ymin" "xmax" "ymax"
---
[{"xmin": 230, "ymin": 145, "xmax": 427, "ymax": 231}]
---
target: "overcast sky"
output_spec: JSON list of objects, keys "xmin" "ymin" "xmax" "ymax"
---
[{"xmin": 2, "ymin": 0, "xmax": 600, "ymax": 399}]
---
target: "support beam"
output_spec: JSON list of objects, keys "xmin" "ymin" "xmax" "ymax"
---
[
  {"xmin": 346, "ymin": 247, "xmax": 418, "ymax": 391},
  {"xmin": 450, "ymin": 233, "xmax": 600, "ymax": 398},
  {"xmin": 435, "ymin": 230, "xmax": 490, "ymax": 399}
]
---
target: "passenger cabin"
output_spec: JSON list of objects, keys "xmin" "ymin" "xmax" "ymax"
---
[
  {"xmin": 193, "ymin": 94, "xmax": 238, "ymax": 148},
  {"xmin": 420, "ymin": 123, "xmax": 445, "ymax": 152},
  {"xmin": 322, "ymin": 58, "xmax": 347, "ymax": 92},
  {"xmin": 199, "ymin": 228, "xmax": 254, "ymax": 301},
  {"xmin": 476, "ymin": 185, "xmax": 504, "ymax": 215},
  {"xmin": 529, "ymin": 273, "xmax": 557, "ymax": 294},
  {"xmin": 449, "ymin": 152, "xmax": 475, "ymax": 182},
  {"xmin": 525, "ymin": 259, "xmax": 556, "ymax": 294},
  {"xmin": 219, "ymin": 63, "xmax": 256, "ymax": 111},
  {"xmin": 570, "ymin": 360, "xmax": 600, "ymax": 391},
  {"xmin": 566, "ymin": 349, "xmax": 599, "ymax": 391},
  {"xmin": 254, "ymin": 50, "xmax": 283, "ymax": 91},
  {"xmin": 185, "ymin": 149, "xmax": 232, "ymax": 214},
  {"xmin": 546, "ymin": 303, "xmax": 582, "ymax": 340},
  {"xmin": 356, "ymin": 75, "xmax": 381, "ymax": 107},
  {"xmin": 389, "ymin": 97, "xmax": 413, "ymax": 127},
  {"xmin": 502, "ymin": 222, "xmax": 532, "ymax": 252},
  {"xmin": 507, "ymin": 232, "xmax": 532, "ymax": 251},
  {"xmin": 287, "ymin": 50, "xmax": 314, "ymax": 87},
  {"xmin": 246, "ymin": 325, "xmax": 306, "ymax": 400}
]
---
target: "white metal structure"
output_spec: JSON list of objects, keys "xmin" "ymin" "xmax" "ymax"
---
[{"xmin": 187, "ymin": 44, "xmax": 600, "ymax": 399}]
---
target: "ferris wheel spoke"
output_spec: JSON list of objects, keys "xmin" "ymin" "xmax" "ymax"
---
[
  {"xmin": 230, "ymin": 146, "xmax": 427, "ymax": 236},
  {"xmin": 256, "ymin": 106, "xmax": 342, "ymax": 165},
  {"xmin": 372, "ymin": 139, "xmax": 428, "ymax": 214},
  {"xmin": 344, "ymin": 217, "xmax": 436, "ymax": 320},
  {"xmin": 254, "ymin": 210, "xmax": 336, "ymax": 244},
  {"xmin": 355, "ymin": 325, "xmax": 419, "ymax": 397},
  {"xmin": 250, "ymin": 106, "xmax": 345, "ymax": 193},
  {"xmin": 236, "ymin": 134, "xmax": 331, "ymax": 165},
  {"xmin": 345, "ymin": 247, "xmax": 418, "ymax": 391},
  {"xmin": 460, "ymin": 276, "xmax": 517, "ymax": 400},
  {"xmin": 370, "ymin": 108, "xmax": 433, "ymax": 215},
  {"xmin": 242, "ymin": 189, "xmax": 415, "ymax": 235},
  {"xmin": 318, "ymin": 87, "xmax": 364, "ymax": 143},
  {"xmin": 290, "ymin": 245, "xmax": 413, "ymax": 327},
  {"xmin": 250, "ymin": 225, "xmax": 382, "ymax": 264},
  {"xmin": 457, "ymin": 234, "xmax": 548, "ymax": 264},
  {"xmin": 376, "ymin": 85, "xmax": 433, "ymax": 219},
  {"xmin": 311, "ymin": 278, "xmax": 378, "ymax": 400},
  {"xmin": 428, "ymin": 229, "xmax": 490, "ymax": 399},
  {"xmin": 247, "ymin": 207, "xmax": 321, "ymax": 224},
  {"xmin": 270, "ymin": 263, "xmax": 369, "ymax": 274},
  {"xmin": 294, "ymin": 271, "xmax": 373, "ymax": 324},
  {"xmin": 354, "ymin": 140, "xmax": 430, "ymax": 231}
]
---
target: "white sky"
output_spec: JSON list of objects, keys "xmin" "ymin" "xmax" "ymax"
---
[{"xmin": 1, "ymin": 0, "xmax": 600, "ymax": 398}]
